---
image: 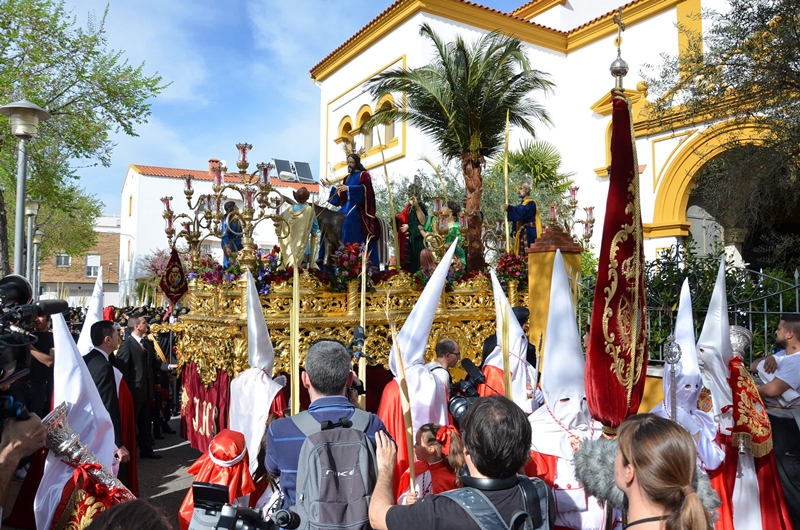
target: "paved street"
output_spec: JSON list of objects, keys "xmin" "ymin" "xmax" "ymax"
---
[{"xmin": 135, "ymin": 417, "xmax": 202, "ymax": 527}]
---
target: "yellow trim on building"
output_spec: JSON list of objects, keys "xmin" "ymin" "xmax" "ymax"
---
[
  {"xmin": 567, "ymin": 0, "xmax": 683, "ymax": 53},
  {"xmin": 511, "ymin": 0, "xmax": 566, "ymax": 21},
  {"xmin": 648, "ymin": 120, "xmax": 770, "ymax": 238},
  {"xmin": 589, "ymin": 88, "xmax": 645, "ymax": 116},
  {"xmin": 676, "ymin": 0, "xmax": 703, "ymax": 56},
  {"xmin": 355, "ymin": 104, "xmax": 373, "ymax": 129},
  {"xmin": 311, "ymin": 0, "xmax": 694, "ymax": 82},
  {"xmin": 650, "ymin": 130, "xmax": 694, "ymax": 192},
  {"xmin": 325, "ymin": 56, "xmax": 407, "ymax": 176}
]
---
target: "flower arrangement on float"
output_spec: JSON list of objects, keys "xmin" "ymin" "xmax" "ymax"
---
[{"xmin": 495, "ymin": 252, "xmax": 527, "ymax": 289}]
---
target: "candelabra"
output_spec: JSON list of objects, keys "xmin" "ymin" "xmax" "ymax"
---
[
  {"xmin": 550, "ymin": 186, "xmax": 596, "ymax": 250},
  {"xmin": 161, "ymin": 143, "xmax": 289, "ymax": 270},
  {"xmin": 482, "ymin": 219, "xmax": 507, "ymax": 255}
]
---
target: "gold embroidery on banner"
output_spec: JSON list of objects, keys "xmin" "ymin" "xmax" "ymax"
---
[{"xmin": 601, "ymin": 90, "xmax": 647, "ymax": 405}]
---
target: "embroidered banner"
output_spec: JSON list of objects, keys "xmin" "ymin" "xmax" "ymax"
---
[
  {"xmin": 159, "ymin": 248, "xmax": 189, "ymax": 306},
  {"xmin": 181, "ymin": 362, "xmax": 230, "ymax": 453}
]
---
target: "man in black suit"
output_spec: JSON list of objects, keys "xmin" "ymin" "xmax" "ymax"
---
[
  {"xmin": 114, "ymin": 313, "xmax": 169, "ymax": 459},
  {"xmin": 85, "ymin": 320, "xmax": 130, "ymax": 481}
]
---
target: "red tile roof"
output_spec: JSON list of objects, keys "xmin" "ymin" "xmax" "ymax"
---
[
  {"xmin": 309, "ymin": 0, "xmax": 565, "ymax": 79},
  {"xmin": 130, "ymin": 164, "xmax": 320, "ymax": 192}
]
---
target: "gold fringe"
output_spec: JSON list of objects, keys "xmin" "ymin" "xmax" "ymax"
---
[{"xmin": 731, "ymin": 432, "xmax": 774, "ymax": 459}]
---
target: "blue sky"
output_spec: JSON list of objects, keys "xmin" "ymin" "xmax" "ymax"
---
[{"xmin": 62, "ymin": 0, "xmax": 527, "ymax": 214}]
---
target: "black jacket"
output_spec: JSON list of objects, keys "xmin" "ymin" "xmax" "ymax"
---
[
  {"xmin": 114, "ymin": 335, "xmax": 163, "ymax": 403},
  {"xmin": 84, "ymin": 348, "xmax": 124, "ymax": 448}
]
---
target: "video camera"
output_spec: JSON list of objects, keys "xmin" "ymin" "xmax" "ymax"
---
[
  {"xmin": 189, "ymin": 482, "xmax": 300, "ymax": 530},
  {"xmin": 448, "ymin": 358, "xmax": 484, "ymax": 424},
  {"xmin": 0, "ymin": 275, "xmax": 68, "ymax": 389}
]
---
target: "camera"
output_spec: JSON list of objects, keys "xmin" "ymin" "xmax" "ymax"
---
[
  {"xmin": 189, "ymin": 483, "xmax": 300, "ymax": 530},
  {"xmin": 447, "ymin": 359, "xmax": 484, "ymax": 424},
  {"xmin": 0, "ymin": 275, "xmax": 67, "ymax": 389}
]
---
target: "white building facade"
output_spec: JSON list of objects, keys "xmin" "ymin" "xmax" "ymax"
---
[{"xmin": 312, "ymin": 0, "xmax": 734, "ymax": 261}]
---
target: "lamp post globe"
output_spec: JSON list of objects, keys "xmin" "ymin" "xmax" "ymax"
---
[{"xmin": 0, "ymin": 100, "xmax": 50, "ymax": 277}]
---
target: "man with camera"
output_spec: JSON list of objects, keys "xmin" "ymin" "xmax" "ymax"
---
[
  {"xmin": 0, "ymin": 413, "xmax": 46, "ymax": 514},
  {"xmin": 370, "ymin": 395, "xmax": 553, "ymax": 530}
]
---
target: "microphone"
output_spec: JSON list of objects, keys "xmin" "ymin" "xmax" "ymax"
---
[
  {"xmin": 460, "ymin": 358, "xmax": 486, "ymax": 385},
  {"xmin": 35, "ymin": 299, "xmax": 69, "ymax": 316},
  {"xmin": 573, "ymin": 438, "xmax": 722, "ymax": 512}
]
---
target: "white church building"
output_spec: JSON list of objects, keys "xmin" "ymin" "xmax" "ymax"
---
[{"xmin": 311, "ymin": 0, "xmax": 740, "ymax": 261}]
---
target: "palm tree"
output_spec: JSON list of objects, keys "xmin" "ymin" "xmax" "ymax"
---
[
  {"xmin": 508, "ymin": 140, "xmax": 574, "ymax": 195},
  {"xmin": 364, "ymin": 23, "xmax": 554, "ymax": 271}
]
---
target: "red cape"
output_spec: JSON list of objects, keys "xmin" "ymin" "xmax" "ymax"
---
[
  {"xmin": 477, "ymin": 365, "xmax": 505, "ymax": 398},
  {"xmin": 119, "ymin": 378, "xmax": 139, "ymax": 497},
  {"xmin": 377, "ymin": 379, "xmax": 409, "ymax": 498}
]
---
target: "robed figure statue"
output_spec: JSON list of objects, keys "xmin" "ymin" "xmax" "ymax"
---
[
  {"xmin": 502, "ymin": 183, "xmax": 541, "ymax": 255},
  {"xmin": 278, "ymin": 186, "xmax": 319, "ymax": 269}
]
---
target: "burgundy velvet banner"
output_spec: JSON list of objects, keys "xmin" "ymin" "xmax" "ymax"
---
[
  {"xmin": 181, "ymin": 362, "xmax": 230, "ymax": 453},
  {"xmin": 584, "ymin": 91, "xmax": 648, "ymax": 435}
]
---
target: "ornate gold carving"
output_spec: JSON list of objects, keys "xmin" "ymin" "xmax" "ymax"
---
[{"xmin": 163, "ymin": 271, "xmax": 520, "ymax": 386}]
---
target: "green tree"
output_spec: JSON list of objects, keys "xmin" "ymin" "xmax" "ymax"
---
[
  {"xmin": 34, "ymin": 186, "xmax": 103, "ymax": 259},
  {"xmin": 365, "ymin": 23, "xmax": 553, "ymax": 271},
  {"xmin": 0, "ymin": 0, "xmax": 166, "ymax": 275},
  {"xmin": 642, "ymin": 0, "xmax": 800, "ymax": 262}
]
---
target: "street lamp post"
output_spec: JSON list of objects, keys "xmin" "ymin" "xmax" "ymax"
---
[
  {"xmin": 32, "ymin": 229, "xmax": 43, "ymax": 300},
  {"xmin": 25, "ymin": 198, "xmax": 41, "ymax": 279},
  {"xmin": 0, "ymin": 100, "xmax": 51, "ymax": 276}
]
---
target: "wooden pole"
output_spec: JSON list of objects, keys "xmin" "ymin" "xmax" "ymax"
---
[
  {"xmin": 504, "ymin": 109, "xmax": 511, "ymax": 254},
  {"xmin": 386, "ymin": 297, "xmax": 415, "ymax": 492},
  {"xmin": 502, "ymin": 304, "xmax": 512, "ymax": 400},
  {"xmin": 376, "ymin": 129, "xmax": 401, "ymax": 269},
  {"xmin": 291, "ymin": 265, "xmax": 301, "ymax": 415},
  {"xmin": 358, "ymin": 237, "xmax": 371, "ymax": 408}
]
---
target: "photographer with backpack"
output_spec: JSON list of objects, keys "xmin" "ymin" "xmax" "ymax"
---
[
  {"xmin": 370, "ymin": 395, "xmax": 554, "ymax": 530},
  {"xmin": 265, "ymin": 340, "xmax": 388, "ymax": 529}
]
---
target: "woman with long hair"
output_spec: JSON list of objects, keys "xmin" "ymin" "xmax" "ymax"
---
[
  {"xmin": 419, "ymin": 200, "xmax": 466, "ymax": 266},
  {"xmin": 615, "ymin": 414, "xmax": 712, "ymax": 530},
  {"xmin": 397, "ymin": 423, "xmax": 465, "ymax": 505}
]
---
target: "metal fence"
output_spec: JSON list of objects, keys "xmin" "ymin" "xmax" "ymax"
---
[{"xmin": 575, "ymin": 250, "xmax": 800, "ymax": 368}]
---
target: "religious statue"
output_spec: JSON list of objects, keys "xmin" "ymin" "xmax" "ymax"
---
[
  {"xmin": 395, "ymin": 183, "xmax": 428, "ymax": 273},
  {"xmin": 502, "ymin": 183, "xmax": 541, "ymax": 254},
  {"xmin": 278, "ymin": 187, "xmax": 319, "ymax": 269},
  {"xmin": 220, "ymin": 201, "xmax": 243, "ymax": 268}
]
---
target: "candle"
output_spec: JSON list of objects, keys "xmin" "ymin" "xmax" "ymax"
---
[
  {"xmin": 213, "ymin": 197, "xmax": 220, "ymax": 213},
  {"xmin": 496, "ymin": 220, "xmax": 503, "ymax": 232},
  {"xmin": 439, "ymin": 216, "xmax": 448, "ymax": 232},
  {"xmin": 213, "ymin": 168, "xmax": 223, "ymax": 187},
  {"xmin": 272, "ymin": 195, "xmax": 283, "ymax": 212},
  {"xmin": 245, "ymin": 188, "xmax": 254, "ymax": 209},
  {"xmin": 237, "ymin": 143, "xmax": 252, "ymax": 165},
  {"xmin": 161, "ymin": 197, "xmax": 172, "ymax": 213},
  {"xmin": 459, "ymin": 214, "xmax": 468, "ymax": 227},
  {"xmin": 569, "ymin": 186, "xmax": 579, "ymax": 202},
  {"xmin": 586, "ymin": 206, "xmax": 594, "ymax": 221},
  {"xmin": 550, "ymin": 203, "xmax": 557, "ymax": 221},
  {"xmin": 184, "ymin": 175, "xmax": 193, "ymax": 191},
  {"xmin": 584, "ymin": 222, "xmax": 590, "ymax": 238},
  {"xmin": 433, "ymin": 197, "xmax": 443, "ymax": 212},
  {"xmin": 164, "ymin": 215, "xmax": 173, "ymax": 231},
  {"xmin": 205, "ymin": 195, "xmax": 212, "ymax": 211},
  {"xmin": 183, "ymin": 221, "xmax": 191, "ymax": 233},
  {"xmin": 259, "ymin": 164, "xmax": 270, "ymax": 185}
]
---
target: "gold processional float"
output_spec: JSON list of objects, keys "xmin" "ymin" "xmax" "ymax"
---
[{"xmin": 151, "ymin": 141, "xmax": 595, "ymax": 451}]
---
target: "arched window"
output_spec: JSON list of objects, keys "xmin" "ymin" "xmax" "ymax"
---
[{"xmin": 356, "ymin": 105, "xmax": 373, "ymax": 151}]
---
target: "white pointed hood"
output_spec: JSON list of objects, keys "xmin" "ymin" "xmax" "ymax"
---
[
  {"xmin": 697, "ymin": 257, "xmax": 733, "ymax": 431},
  {"xmin": 663, "ymin": 279, "xmax": 703, "ymax": 416},
  {"xmin": 388, "ymin": 239, "xmax": 458, "ymax": 432},
  {"xmin": 35, "ymin": 314, "xmax": 116, "ymax": 530},
  {"xmin": 540, "ymin": 250, "xmax": 588, "ymax": 429},
  {"xmin": 246, "ymin": 268, "xmax": 274, "ymax": 372},
  {"xmin": 77, "ymin": 268, "xmax": 104, "ymax": 355},
  {"xmin": 229, "ymin": 268, "xmax": 283, "ymax": 475},
  {"xmin": 484, "ymin": 269, "xmax": 538, "ymax": 413}
]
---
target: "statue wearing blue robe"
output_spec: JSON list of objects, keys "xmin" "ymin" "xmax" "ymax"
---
[
  {"xmin": 506, "ymin": 198, "xmax": 539, "ymax": 254},
  {"xmin": 329, "ymin": 169, "xmax": 380, "ymax": 268}
]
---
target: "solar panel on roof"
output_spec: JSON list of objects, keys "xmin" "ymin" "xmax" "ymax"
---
[
  {"xmin": 273, "ymin": 159, "xmax": 296, "ymax": 181},
  {"xmin": 294, "ymin": 162, "xmax": 315, "ymax": 183}
]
